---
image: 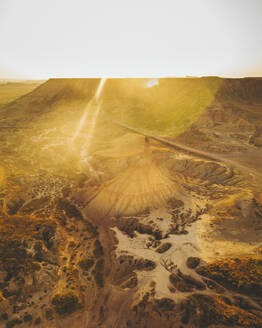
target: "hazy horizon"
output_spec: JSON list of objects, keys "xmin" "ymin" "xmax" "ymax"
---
[{"xmin": 1, "ymin": 75, "xmax": 262, "ymax": 82}]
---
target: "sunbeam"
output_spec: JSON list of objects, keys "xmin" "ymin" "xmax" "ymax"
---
[
  {"xmin": 69, "ymin": 78, "xmax": 107, "ymax": 146},
  {"xmin": 85, "ymin": 101, "xmax": 102, "ymax": 154},
  {"xmin": 70, "ymin": 106, "xmax": 90, "ymax": 144},
  {"xmin": 95, "ymin": 78, "xmax": 106, "ymax": 100}
]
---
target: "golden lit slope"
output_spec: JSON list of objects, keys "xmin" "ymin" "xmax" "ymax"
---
[
  {"xmin": 0, "ymin": 81, "xmax": 44, "ymax": 108},
  {"xmin": 94, "ymin": 133, "xmax": 146, "ymax": 158},
  {"xmin": 85, "ymin": 143, "xmax": 189, "ymax": 218},
  {"xmin": 0, "ymin": 77, "xmax": 222, "ymax": 137}
]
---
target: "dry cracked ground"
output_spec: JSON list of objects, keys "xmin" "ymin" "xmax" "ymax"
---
[{"xmin": 0, "ymin": 78, "xmax": 261, "ymax": 328}]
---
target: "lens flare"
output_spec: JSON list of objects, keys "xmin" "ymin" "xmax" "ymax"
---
[
  {"xmin": 85, "ymin": 78, "xmax": 107, "ymax": 153},
  {"xmin": 85, "ymin": 101, "xmax": 102, "ymax": 153},
  {"xmin": 69, "ymin": 78, "xmax": 107, "ymax": 145},
  {"xmin": 95, "ymin": 78, "xmax": 106, "ymax": 100},
  {"xmin": 146, "ymin": 78, "xmax": 158, "ymax": 88},
  {"xmin": 70, "ymin": 106, "xmax": 90, "ymax": 144}
]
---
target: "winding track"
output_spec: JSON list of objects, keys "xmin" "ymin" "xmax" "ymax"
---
[{"xmin": 113, "ymin": 120, "xmax": 262, "ymax": 180}]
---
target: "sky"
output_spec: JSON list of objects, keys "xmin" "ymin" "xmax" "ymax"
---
[{"xmin": 0, "ymin": 0, "xmax": 262, "ymax": 79}]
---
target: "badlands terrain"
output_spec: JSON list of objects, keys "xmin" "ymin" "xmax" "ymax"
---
[{"xmin": 0, "ymin": 77, "xmax": 261, "ymax": 327}]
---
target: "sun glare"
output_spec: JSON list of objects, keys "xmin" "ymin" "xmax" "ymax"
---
[
  {"xmin": 69, "ymin": 78, "xmax": 107, "ymax": 148},
  {"xmin": 70, "ymin": 107, "xmax": 90, "ymax": 144},
  {"xmin": 95, "ymin": 78, "xmax": 107, "ymax": 100},
  {"xmin": 85, "ymin": 102, "xmax": 102, "ymax": 154},
  {"xmin": 146, "ymin": 78, "xmax": 159, "ymax": 88}
]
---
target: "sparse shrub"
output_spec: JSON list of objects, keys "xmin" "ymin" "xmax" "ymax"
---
[
  {"xmin": 154, "ymin": 298, "xmax": 175, "ymax": 311},
  {"xmin": 33, "ymin": 242, "xmax": 44, "ymax": 262},
  {"xmin": 92, "ymin": 258, "xmax": 105, "ymax": 288},
  {"xmin": 186, "ymin": 256, "xmax": 200, "ymax": 269},
  {"xmin": 84, "ymin": 220, "xmax": 98, "ymax": 237},
  {"xmin": 6, "ymin": 319, "xmax": 22, "ymax": 328},
  {"xmin": 42, "ymin": 224, "xmax": 56, "ymax": 249},
  {"xmin": 52, "ymin": 291, "xmax": 80, "ymax": 315},
  {"xmin": 34, "ymin": 317, "xmax": 41, "ymax": 325},
  {"xmin": 156, "ymin": 242, "xmax": 172, "ymax": 254},
  {"xmin": 136, "ymin": 259, "xmax": 156, "ymax": 271},
  {"xmin": 93, "ymin": 240, "xmax": 104, "ymax": 258},
  {"xmin": 196, "ymin": 257, "xmax": 262, "ymax": 296},
  {"xmin": 57, "ymin": 199, "xmax": 82, "ymax": 220},
  {"xmin": 78, "ymin": 258, "xmax": 94, "ymax": 271},
  {"xmin": 45, "ymin": 307, "xmax": 54, "ymax": 320},
  {"xmin": 7, "ymin": 198, "xmax": 24, "ymax": 215},
  {"xmin": 1, "ymin": 313, "xmax": 8, "ymax": 320},
  {"xmin": 23, "ymin": 314, "xmax": 32, "ymax": 322}
]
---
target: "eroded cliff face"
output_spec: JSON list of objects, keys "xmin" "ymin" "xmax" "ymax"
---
[
  {"xmin": 177, "ymin": 78, "xmax": 262, "ymax": 156},
  {"xmin": 0, "ymin": 78, "xmax": 261, "ymax": 328}
]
